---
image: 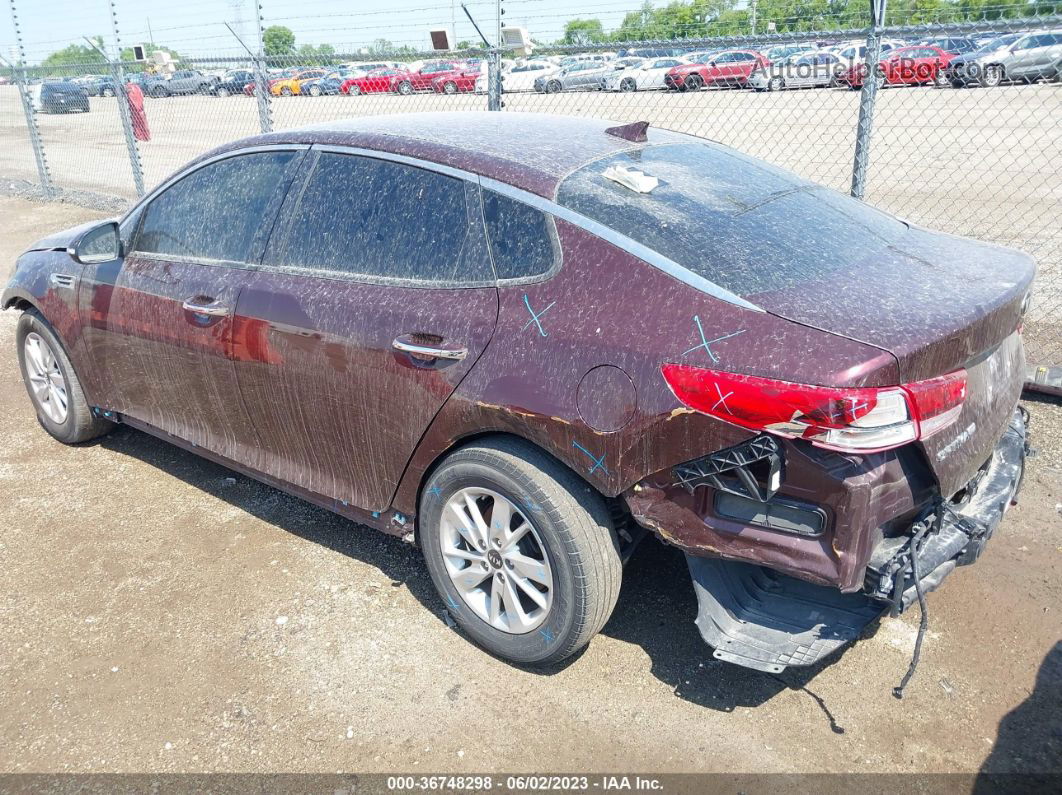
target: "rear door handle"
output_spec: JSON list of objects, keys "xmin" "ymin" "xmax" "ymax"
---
[
  {"xmin": 182, "ymin": 297, "xmax": 231, "ymax": 317},
  {"xmin": 392, "ymin": 335, "xmax": 468, "ymax": 361}
]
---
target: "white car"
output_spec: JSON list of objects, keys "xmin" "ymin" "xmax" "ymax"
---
[
  {"xmin": 476, "ymin": 60, "xmax": 558, "ymax": 94},
  {"xmin": 829, "ymin": 38, "xmax": 906, "ymax": 68},
  {"xmin": 603, "ymin": 57, "xmax": 686, "ymax": 91}
]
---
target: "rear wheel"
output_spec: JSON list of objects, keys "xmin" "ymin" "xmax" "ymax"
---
[
  {"xmin": 443, "ymin": 80, "xmax": 458, "ymax": 94},
  {"xmin": 684, "ymin": 74, "xmax": 703, "ymax": 91},
  {"xmin": 545, "ymin": 80, "xmax": 561, "ymax": 94},
  {"xmin": 349, "ymin": 84, "xmax": 361, "ymax": 95},
  {"xmin": 216, "ymin": 86, "xmax": 231, "ymax": 97},
  {"xmin": 280, "ymin": 85, "xmax": 293, "ymax": 96},
  {"xmin": 619, "ymin": 78, "xmax": 637, "ymax": 92},
  {"xmin": 767, "ymin": 76, "xmax": 783, "ymax": 91},
  {"xmin": 420, "ymin": 438, "xmax": 622, "ymax": 665},
  {"xmin": 308, "ymin": 84, "xmax": 322, "ymax": 96},
  {"xmin": 16, "ymin": 310, "xmax": 111, "ymax": 444},
  {"xmin": 934, "ymin": 71, "xmax": 949, "ymax": 87},
  {"xmin": 397, "ymin": 80, "xmax": 414, "ymax": 95}
]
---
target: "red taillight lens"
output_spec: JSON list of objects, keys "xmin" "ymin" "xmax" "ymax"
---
[
  {"xmin": 660, "ymin": 364, "xmax": 966, "ymax": 453},
  {"xmin": 904, "ymin": 370, "xmax": 967, "ymax": 438}
]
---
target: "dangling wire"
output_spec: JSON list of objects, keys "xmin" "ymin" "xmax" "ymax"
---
[{"xmin": 893, "ymin": 502, "xmax": 942, "ymax": 699}]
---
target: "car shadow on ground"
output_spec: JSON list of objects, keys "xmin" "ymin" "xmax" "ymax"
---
[
  {"xmin": 974, "ymin": 641, "xmax": 1062, "ymax": 789},
  {"xmin": 96, "ymin": 424, "xmax": 848, "ymax": 726}
]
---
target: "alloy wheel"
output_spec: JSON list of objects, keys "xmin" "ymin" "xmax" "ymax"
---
[
  {"xmin": 439, "ymin": 487, "xmax": 554, "ymax": 634},
  {"xmin": 24, "ymin": 332, "xmax": 68, "ymax": 424}
]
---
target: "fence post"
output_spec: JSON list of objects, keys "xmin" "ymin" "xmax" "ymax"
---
[
  {"xmin": 487, "ymin": 49, "xmax": 502, "ymax": 111},
  {"xmin": 108, "ymin": 1, "xmax": 145, "ymax": 197},
  {"xmin": 850, "ymin": 3, "xmax": 887, "ymax": 199},
  {"xmin": 8, "ymin": 0, "xmax": 53, "ymax": 197},
  {"xmin": 253, "ymin": 3, "xmax": 273, "ymax": 133}
]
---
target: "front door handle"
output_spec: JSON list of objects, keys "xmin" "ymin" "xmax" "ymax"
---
[
  {"xmin": 182, "ymin": 297, "xmax": 230, "ymax": 317},
  {"xmin": 392, "ymin": 335, "xmax": 468, "ymax": 361}
]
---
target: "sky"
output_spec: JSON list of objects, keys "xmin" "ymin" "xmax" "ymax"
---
[{"xmin": 2, "ymin": 0, "xmax": 681, "ymax": 64}]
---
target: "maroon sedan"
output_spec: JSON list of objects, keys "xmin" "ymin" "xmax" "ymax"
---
[{"xmin": 4, "ymin": 114, "xmax": 1033, "ymax": 677}]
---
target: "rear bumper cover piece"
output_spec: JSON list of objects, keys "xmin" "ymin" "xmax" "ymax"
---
[{"xmin": 685, "ymin": 407, "xmax": 1029, "ymax": 672}]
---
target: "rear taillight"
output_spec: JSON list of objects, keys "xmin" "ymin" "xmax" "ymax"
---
[{"xmin": 660, "ymin": 364, "xmax": 966, "ymax": 454}]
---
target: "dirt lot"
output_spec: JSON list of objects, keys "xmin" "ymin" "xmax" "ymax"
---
[
  {"xmin": 0, "ymin": 81, "xmax": 1059, "ymax": 363},
  {"xmin": 0, "ymin": 197, "xmax": 1059, "ymax": 776}
]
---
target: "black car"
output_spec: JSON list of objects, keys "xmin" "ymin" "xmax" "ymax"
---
[
  {"xmin": 211, "ymin": 69, "xmax": 255, "ymax": 97},
  {"xmin": 300, "ymin": 72, "xmax": 346, "ymax": 96},
  {"xmin": 39, "ymin": 82, "xmax": 89, "ymax": 114}
]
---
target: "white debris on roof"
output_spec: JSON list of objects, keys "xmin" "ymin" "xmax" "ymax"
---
[{"xmin": 602, "ymin": 165, "xmax": 658, "ymax": 193}]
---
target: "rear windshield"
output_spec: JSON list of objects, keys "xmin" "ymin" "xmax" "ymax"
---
[{"xmin": 556, "ymin": 143, "xmax": 909, "ymax": 296}]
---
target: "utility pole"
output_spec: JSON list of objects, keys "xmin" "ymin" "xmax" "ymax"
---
[
  {"xmin": 451, "ymin": 0, "xmax": 456, "ymax": 50},
  {"xmin": 147, "ymin": 16, "xmax": 154, "ymax": 46},
  {"xmin": 104, "ymin": 0, "xmax": 145, "ymax": 196},
  {"xmin": 750, "ymin": 0, "xmax": 757, "ymax": 37}
]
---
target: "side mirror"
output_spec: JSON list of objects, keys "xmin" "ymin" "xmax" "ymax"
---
[{"xmin": 68, "ymin": 221, "xmax": 121, "ymax": 264}]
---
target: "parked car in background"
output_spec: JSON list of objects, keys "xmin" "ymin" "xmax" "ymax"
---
[
  {"xmin": 299, "ymin": 70, "xmax": 350, "ymax": 96},
  {"xmin": 944, "ymin": 33, "xmax": 1024, "ymax": 86},
  {"xmin": 749, "ymin": 50, "xmax": 844, "ymax": 91},
  {"xmin": 4, "ymin": 112, "xmax": 1034, "ymax": 676},
  {"xmin": 765, "ymin": 42, "xmax": 817, "ymax": 61},
  {"xmin": 916, "ymin": 36, "xmax": 980, "ymax": 54},
  {"xmin": 341, "ymin": 68, "xmax": 406, "ymax": 95},
  {"xmin": 35, "ymin": 81, "xmax": 90, "ymax": 113},
  {"xmin": 483, "ymin": 60, "xmax": 558, "ymax": 93},
  {"xmin": 149, "ymin": 69, "xmax": 215, "ymax": 97},
  {"xmin": 604, "ymin": 57, "xmax": 686, "ymax": 91},
  {"xmin": 829, "ymin": 38, "xmax": 907, "ymax": 68},
  {"xmin": 948, "ymin": 29, "xmax": 1062, "ymax": 86},
  {"xmin": 390, "ymin": 62, "xmax": 467, "ymax": 95},
  {"xmin": 85, "ymin": 76, "xmax": 120, "ymax": 97},
  {"xmin": 665, "ymin": 49, "xmax": 770, "ymax": 90},
  {"xmin": 844, "ymin": 45, "xmax": 955, "ymax": 88},
  {"xmin": 271, "ymin": 68, "xmax": 331, "ymax": 96},
  {"xmin": 211, "ymin": 69, "xmax": 255, "ymax": 97},
  {"xmin": 535, "ymin": 60, "xmax": 618, "ymax": 93},
  {"xmin": 431, "ymin": 63, "xmax": 483, "ymax": 94}
]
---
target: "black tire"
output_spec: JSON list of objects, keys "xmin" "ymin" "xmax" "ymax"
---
[
  {"xmin": 684, "ymin": 74, "xmax": 703, "ymax": 91},
  {"xmin": 950, "ymin": 79, "xmax": 965, "ymax": 88},
  {"xmin": 443, "ymin": 80, "xmax": 458, "ymax": 95},
  {"xmin": 349, "ymin": 84, "xmax": 361, "ymax": 95},
  {"xmin": 101, "ymin": 87, "xmax": 115, "ymax": 97},
  {"xmin": 619, "ymin": 78, "xmax": 636, "ymax": 92},
  {"xmin": 216, "ymin": 86, "xmax": 231, "ymax": 97},
  {"xmin": 980, "ymin": 64, "xmax": 1003, "ymax": 87},
  {"xmin": 419, "ymin": 438, "xmax": 622, "ymax": 666},
  {"xmin": 767, "ymin": 76, "xmax": 783, "ymax": 92},
  {"xmin": 398, "ymin": 80, "xmax": 414, "ymax": 95},
  {"xmin": 280, "ymin": 86, "xmax": 293, "ymax": 96},
  {"xmin": 16, "ymin": 309, "xmax": 112, "ymax": 444},
  {"xmin": 308, "ymin": 84, "xmax": 322, "ymax": 96},
  {"xmin": 545, "ymin": 80, "xmax": 562, "ymax": 94}
]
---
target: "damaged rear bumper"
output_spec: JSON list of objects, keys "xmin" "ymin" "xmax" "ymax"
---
[{"xmin": 683, "ymin": 408, "xmax": 1029, "ymax": 672}]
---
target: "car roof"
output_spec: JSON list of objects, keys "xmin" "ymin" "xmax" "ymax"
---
[{"xmin": 207, "ymin": 112, "xmax": 693, "ymax": 198}]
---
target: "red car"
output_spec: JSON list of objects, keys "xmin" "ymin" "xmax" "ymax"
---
[
  {"xmin": 665, "ymin": 49, "xmax": 770, "ymax": 90},
  {"xmin": 845, "ymin": 45, "xmax": 955, "ymax": 88},
  {"xmin": 340, "ymin": 68, "xmax": 404, "ymax": 95},
  {"xmin": 431, "ymin": 65, "xmax": 482, "ymax": 94}
]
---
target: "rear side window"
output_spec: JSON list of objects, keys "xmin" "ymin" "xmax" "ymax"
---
[
  {"xmin": 482, "ymin": 191, "xmax": 557, "ymax": 281},
  {"xmin": 269, "ymin": 153, "xmax": 492, "ymax": 284},
  {"xmin": 135, "ymin": 151, "xmax": 296, "ymax": 263},
  {"xmin": 556, "ymin": 143, "xmax": 908, "ymax": 297}
]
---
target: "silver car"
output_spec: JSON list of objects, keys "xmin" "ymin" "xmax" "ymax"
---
[
  {"xmin": 749, "ymin": 51, "xmax": 844, "ymax": 91},
  {"xmin": 948, "ymin": 29, "xmax": 1062, "ymax": 86},
  {"xmin": 534, "ymin": 61, "xmax": 618, "ymax": 93}
]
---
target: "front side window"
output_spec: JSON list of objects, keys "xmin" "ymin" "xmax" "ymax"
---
[
  {"xmin": 135, "ymin": 151, "xmax": 296, "ymax": 263},
  {"xmin": 269, "ymin": 153, "xmax": 492, "ymax": 284}
]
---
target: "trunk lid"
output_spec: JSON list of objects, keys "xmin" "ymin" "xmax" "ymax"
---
[{"xmin": 748, "ymin": 227, "xmax": 1033, "ymax": 497}]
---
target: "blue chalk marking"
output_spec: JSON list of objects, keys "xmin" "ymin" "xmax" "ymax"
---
[
  {"xmin": 539, "ymin": 627, "xmax": 555, "ymax": 644},
  {"xmin": 446, "ymin": 594, "xmax": 461, "ymax": 612},
  {"xmin": 682, "ymin": 315, "xmax": 745, "ymax": 363},
  {"xmin": 427, "ymin": 485, "xmax": 443, "ymax": 500},
  {"xmin": 523, "ymin": 501, "xmax": 543, "ymax": 514},
  {"xmin": 371, "ymin": 511, "xmax": 381, "ymax": 519},
  {"xmin": 521, "ymin": 294, "xmax": 555, "ymax": 338},
  {"xmin": 572, "ymin": 441, "xmax": 609, "ymax": 476}
]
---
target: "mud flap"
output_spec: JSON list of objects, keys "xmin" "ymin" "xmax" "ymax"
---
[{"xmin": 686, "ymin": 554, "xmax": 886, "ymax": 673}]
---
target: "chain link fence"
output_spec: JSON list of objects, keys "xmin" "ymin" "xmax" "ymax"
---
[{"xmin": 1, "ymin": 14, "xmax": 1059, "ymax": 364}]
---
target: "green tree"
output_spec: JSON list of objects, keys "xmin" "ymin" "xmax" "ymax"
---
[
  {"xmin": 41, "ymin": 40, "xmax": 107, "ymax": 70},
  {"xmin": 561, "ymin": 19, "xmax": 606, "ymax": 45},
  {"xmin": 263, "ymin": 25, "xmax": 296, "ymax": 56},
  {"xmin": 296, "ymin": 43, "xmax": 337, "ymax": 65}
]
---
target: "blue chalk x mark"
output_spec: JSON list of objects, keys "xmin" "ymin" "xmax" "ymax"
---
[
  {"xmin": 522, "ymin": 294, "xmax": 556, "ymax": 338},
  {"xmin": 682, "ymin": 315, "xmax": 745, "ymax": 363},
  {"xmin": 371, "ymin": 511, "xmax": 381, "ymax": 519},
  {"xmin": 446, "ymin": 594, "xmax": 461, "ymax": 612},
  {"xmin": 427, "ymin": 485, "xmax": 443, "ymax": 500},
  {"xmin": 572, "ymin": 441, "xmax": 609, "ymax": 476},
  {"xmin": 523, "ymin": 501, "xmax": 543, "ymax": 514},
  {"xmin": 539, "ymin": 627, "xmax": 555, "ymax": 644}
]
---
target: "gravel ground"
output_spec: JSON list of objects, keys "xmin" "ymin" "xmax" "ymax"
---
[{"xmin": 0, "ymin": 198, "xmax": 1059, "ymax": 776}]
